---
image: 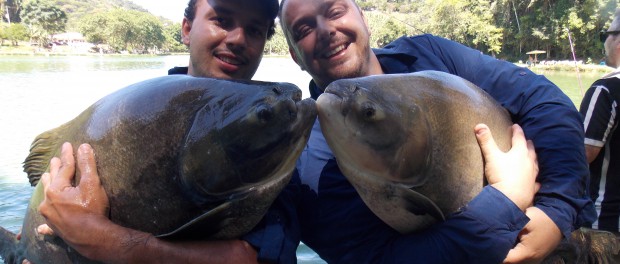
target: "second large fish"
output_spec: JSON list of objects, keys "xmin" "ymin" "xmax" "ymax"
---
[{"xmin": 316, "ymin": 71, "xmax": 513, "ymax": 233}]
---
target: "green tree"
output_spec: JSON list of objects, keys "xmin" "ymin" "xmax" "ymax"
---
[
  {"xmin": 6, "ymin": 22, "xmax": 28, "ymax": 45},
  {"xmin": 79, "ymin": 8, "xmax": 167, "ymax": 53},
  {"xmin": 1, "ymin": 0, "xmax": 22, "ymax": 23},
  {"xmin": 0, "ymin": 22, "xmax": 6, "ymax": 44},
  {"xmin": 265, "ymin": 24, "xmax": 289, "ymax": 55},
  {"xmin": 21, "ymin": 0, "xmax": 67, "ymax": 45},
  {"xmin": 132, "ymin": 12, "xmax": 165, "ymax": 53},
  {"xmin": 162, "ymin": 22, "xmax": 186, "ymax": 53},
  {"xmin": 78, "ymin": 12, "xmax": 108, "ymax": 45}
]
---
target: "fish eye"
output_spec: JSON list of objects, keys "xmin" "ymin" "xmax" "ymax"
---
[
  {"xmin": 257, "ymin": 105, "xmax": 274, "ymax": 124},
  {"xmin": 360, "ymin": 101, "xmax": 384, "ymax": 122}
]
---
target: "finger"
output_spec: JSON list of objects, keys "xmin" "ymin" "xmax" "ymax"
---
[
  {"xmin": 40, "ymin": 172, "xmax": 51, "ymax": 190},
  {"xmin": 51, "ymin": 142, "xmax": 76, "ymax": 190},
  {"xmin": 475, "ymin": 123, "xmax": 499, "ymax": 160},
  {"xmin": 503, "ymin": 244, "xmax": 527, "ymax": 264},
  {"xmin": 75, "ymin": 144, "xmax": 99, "ymax": 187},
  {"xmin": 36, "ymin": 224, "xmax": 55, "ymax": 236},
  {"xmin": 48, "ymin": 157, "xmax": 60, "ymax": 187},
  {"xmin": 22, "ymin": 259, "xmax": 32, "ymax": 264},
  {"xmin": 526, "ymin": 140, "xmax": 538, "ymax": 163},
  {"xmin": 510, "ymin": 124, "xmax": 528, "ymax": 150}
]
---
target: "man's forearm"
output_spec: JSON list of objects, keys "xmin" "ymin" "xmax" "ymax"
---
[{"xmin": 68, "ymin": 218, "xmax": 258, "ymax": 264}]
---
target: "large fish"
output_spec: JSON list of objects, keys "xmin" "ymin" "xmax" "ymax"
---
[
  {"xmin": 0, "ymin": 75, "xmax": 317, "ymax": 264},
  {"xmin": 316, "ymin": 71, "xmax": 620, "ymax": 262},
  {"xmin": 316, "ymin": 71, "xmax": 513, "ymax": 234}
]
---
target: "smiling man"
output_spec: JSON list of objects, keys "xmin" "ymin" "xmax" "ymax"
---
[
  {"xmin": 32, "ymin": 0, "xmax": 302, "ymax": 263},
  {"xmin": 179, "ymin": 0, "xmax": 272, "ymax": 79},
  {"xmin": 278, "ymin": 0, "xmax": 596, "ymax": 262}
]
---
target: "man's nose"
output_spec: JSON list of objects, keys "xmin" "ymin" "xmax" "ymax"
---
[
  {"xmin": 226, "ymin": 27, "xmax": 247, "ymax": 49},
  {"xmin": 316, "ymin": 17, "xmax": 336, "ymax": 42}
]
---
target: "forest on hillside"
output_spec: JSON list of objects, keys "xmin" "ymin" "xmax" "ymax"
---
[{"xmin": 0, "ymin": 0, "xmax": 618, "ymax": 62}]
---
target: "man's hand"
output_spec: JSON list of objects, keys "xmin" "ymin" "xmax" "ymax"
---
[
  {"xmin": 38, "ymin": 142, "xmax": 111, "ymax": 254},
  {"xmin": 503, "ymin": 207, "xmax": 562, "ymax": 264},
  {"xmin": 36, "ymin": 142, "xmax": 261, "ymax": 263},
  {"xmin": 474, "ymin": 124, "xmax": 540, "ymax": 211}
]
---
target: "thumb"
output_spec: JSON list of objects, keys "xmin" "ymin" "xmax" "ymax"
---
[
  {"xmin": 475, "ymin": 123, "xmax": 499, "ymax": 162},
  {"xmin": 503, "ymin": 244, "xmax": 527, "ymax": 264}
]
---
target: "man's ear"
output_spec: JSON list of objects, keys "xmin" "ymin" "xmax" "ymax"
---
[{"xmin": 181, "ymin": 18, "xmax": 192, "ymax": 46}]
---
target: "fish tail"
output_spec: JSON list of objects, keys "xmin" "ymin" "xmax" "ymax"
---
[{"xmin": 0, "ymin": 226, "xmax": 19, "ymax": 264}]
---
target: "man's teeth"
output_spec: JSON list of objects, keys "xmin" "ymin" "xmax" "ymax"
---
[
  {"xmin": 219, "ymin": 56, "xmax": 240, "ymax": 65},
  {"xmin": 325, "ymin": 44, "xmax": 346, "ymax": 57}
]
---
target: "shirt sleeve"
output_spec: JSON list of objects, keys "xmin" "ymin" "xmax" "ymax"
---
[
  {"xmin": 415, "ymin": 35, "xmax": 596, "ymax": 238},
  {"xmin": 242, "ymin": 172, "xmax": 301, "ymax": 263},
  {"xmin": 580, "ymin": 80, "xmax": 616, "ymax": 147},
  {"xmin": 383, "ymin": 186, "xmax": 529, "ymax": 263}
]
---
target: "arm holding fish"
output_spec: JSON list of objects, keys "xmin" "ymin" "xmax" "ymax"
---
[
  {"xmin": 37, "ymin": 143, "xmax": 265, "ymax": 264},
  {"xmin": 379, "ymin": 123, "xmax": 537, "ymax": 263},
  {"xmin": 422, "ymin": 35, "xmax": 595, "ymax": 261},
  {"xmin": 474, "ymin": 124, "xmax": 539, "ymax": 211}
]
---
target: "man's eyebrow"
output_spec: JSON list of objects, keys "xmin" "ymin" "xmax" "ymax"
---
[
  {"xmin": 213, "ymin": 5, "xmax": 270, "ymax": 27},
  {"xmin": 212, "ymin": 5, "xmax": 234, "ymax": 16},
  {"xmin": 289, "ymin": 1, "xmax": 334, "ymax": 31}
]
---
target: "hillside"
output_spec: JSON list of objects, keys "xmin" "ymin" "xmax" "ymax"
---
[
  {"xmin": 19, "ymin": 0, "xmax": 153, "ymax": 30},
  {"xmin": 60, "ymin": 0, "xmax": 149, "ymax": 30}
]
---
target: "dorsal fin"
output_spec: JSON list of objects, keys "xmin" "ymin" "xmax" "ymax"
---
[{"xmin": 23, "ymin": 131, "xmax": 60, "ymax": 186}]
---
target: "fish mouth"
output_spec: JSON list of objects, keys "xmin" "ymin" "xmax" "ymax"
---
[{"xmin": 292, "ymin": 98, "xmax": 317, "ymax": 126}]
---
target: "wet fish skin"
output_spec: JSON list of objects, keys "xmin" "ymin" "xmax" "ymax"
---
[{"xmin": 0, "ymin": 75, "xmax": 317, "ymax": 264}]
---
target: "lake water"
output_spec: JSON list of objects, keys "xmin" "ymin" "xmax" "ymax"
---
[
  {"xmin": 0, "ymin": 54, "xmax": 326, "ymax": 264},
  {"xmin": 0, "ymin": 55, "xmax": 611, "ymax": 263}
]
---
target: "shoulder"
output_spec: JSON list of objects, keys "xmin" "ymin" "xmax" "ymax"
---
[{"xmin": 168, "ymin": 66, "xmax": 189, "ymax": 75}]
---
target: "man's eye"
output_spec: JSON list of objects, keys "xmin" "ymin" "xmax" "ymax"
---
[
  {"xmin": 248, "ymin": 27, "xmax": 266, "ymax": 38},
  {"xmin": 213, "ymin": 17, "xmax": 229, "ymax": 26},
  {"xmin": 328, "ymin": 8, "xmax": 345, "ymax": 20},
  {"xmin": 295, "ymin": 27, "xmax": 311, "ymax": 41}
]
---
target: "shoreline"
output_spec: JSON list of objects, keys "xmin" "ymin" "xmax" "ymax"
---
[{"xmin": 1, "ymin": 50, "xmax": 611, "ymax": 74}]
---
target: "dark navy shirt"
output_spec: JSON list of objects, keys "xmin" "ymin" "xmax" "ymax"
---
[
  {"xmin": 169, "ymin": 33, "xmax": 597, "ymax": 263},
  {"xmin": 293, "ymin": 34, "xmax": 596, "ymax": 263}
]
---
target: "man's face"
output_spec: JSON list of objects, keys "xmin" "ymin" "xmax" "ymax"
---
[
  {"xmin": 604, "ymin": 17, "xmax": 620, "ymax": 68},
  {"xmin": 182, "ymin": 0, "xmax": 271, "ymax": 80},
  {"xmin": 281, "ymin": 0, "xmax": 375, "ymax": 88}
]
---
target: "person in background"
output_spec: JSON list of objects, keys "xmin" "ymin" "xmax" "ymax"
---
[
  {"xmin": 278, "ymin": 0, "xmax": 595, "ymax": 262},
  {"xmin": 580, "ymin": 8, "xmax": 620, "ymax": 240}
]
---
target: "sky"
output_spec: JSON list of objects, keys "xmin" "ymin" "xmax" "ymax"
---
[
  {"xmin": 130, "ymin": 0, "xmax": 187, "ymax": 23},
  {"xmin": 130, "ymin": 0, "xmax": 283, "ymax": 23}
]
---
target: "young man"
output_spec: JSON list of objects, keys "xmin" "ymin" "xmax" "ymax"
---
[
  {"xmin": 36, "ymin": 1, "xmax": 540, "ymax": 264},
  {"xmin": 278, "ymin": 0, "xmax": 596, "ymax": 262},
  {"xmin": 580, "ymin": 9, "xmax": 620, "ymax": 237},
  {"xmin": 32, "ymin": 0, "xmax": 300, "ymax": 263}
]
